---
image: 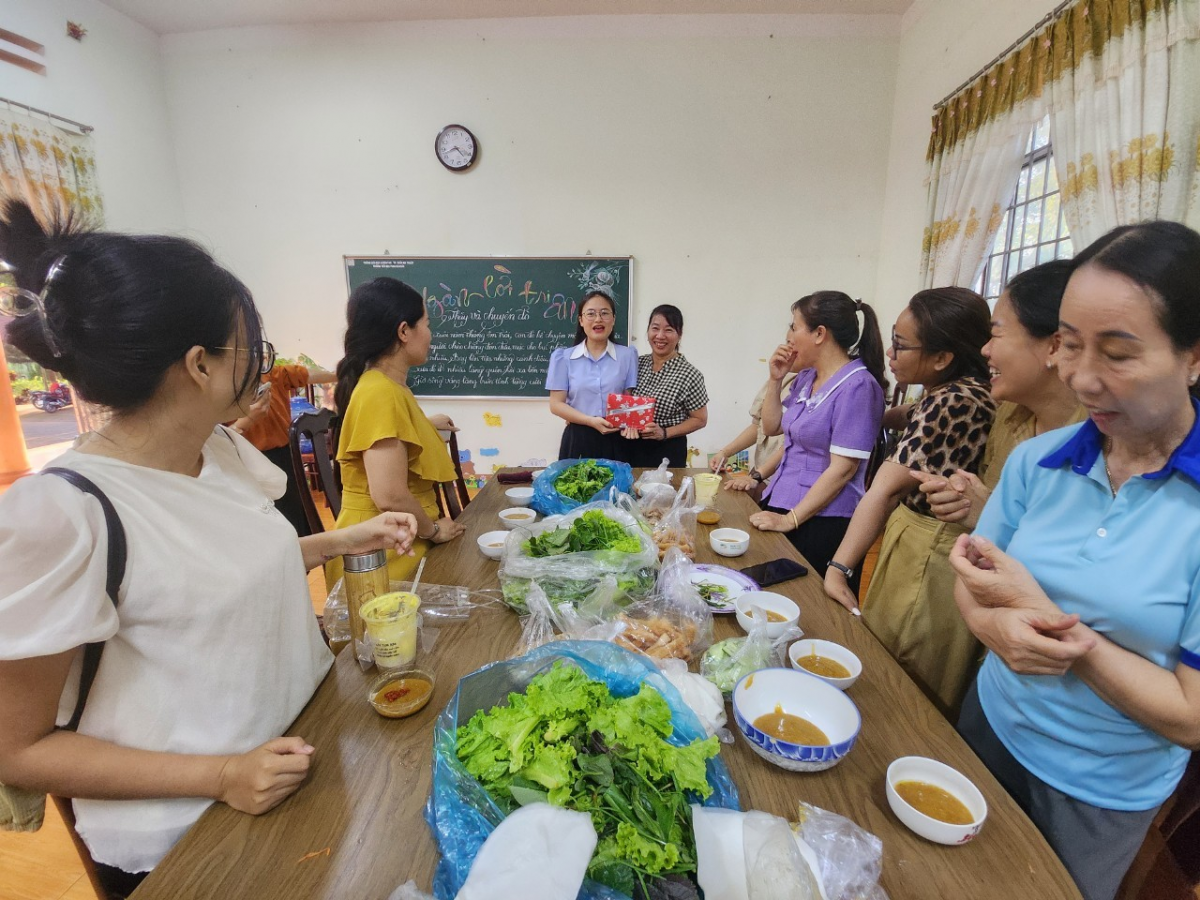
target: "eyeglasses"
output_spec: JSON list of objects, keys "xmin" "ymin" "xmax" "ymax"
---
[
  {"xmin": 0, "ymin": 257, "xmax": 67, "ymax": 357},
  {"xmin": 582, "ymin": 310, "xmax": 614, "ymax": 321},
  {"xmin": 211, "ymin": 340, "xmax": 276, "ymax": 375},
  {"xmin": 890, "ymin": 332, "xmax": 923, "ymax": 354}
]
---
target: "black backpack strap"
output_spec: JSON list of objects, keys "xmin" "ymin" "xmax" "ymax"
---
[{"xmin": 42, "ymin": 467, "xmax": 127, "ymax": 732}]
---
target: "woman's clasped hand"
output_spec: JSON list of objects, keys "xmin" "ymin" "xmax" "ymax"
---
[{"xmin": 949, "ymin": 534, "xmax": 1095, "ymax": 676}]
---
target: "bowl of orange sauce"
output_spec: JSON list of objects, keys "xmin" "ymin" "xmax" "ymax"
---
[
  {"xmin": 731, "ymin": 667, "xmax": 860, "ymax": 772},
  {"xmin": 368, "ymin": 669, "xmax": 435, "ymax": 719},
  {"xmin": 788, "ymin": 639, "xmax": 862, "ymax": 691},
  {"xmin": 886, "ymin": 756, "xmax": 988, "ymax": 845}
]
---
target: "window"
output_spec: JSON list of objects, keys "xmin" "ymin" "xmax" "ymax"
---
[{"xmin": 975, "ymin": 116, "xmax": 1073, "ymax": 302}]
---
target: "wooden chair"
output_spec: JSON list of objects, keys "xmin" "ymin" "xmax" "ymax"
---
[
  {"xmin": 289, "ymin": 410, "xmax": 341, "ymax": 534},
  {"xmin": 434, "ymin": 431, "xmax": 471, "ymax": 520}
]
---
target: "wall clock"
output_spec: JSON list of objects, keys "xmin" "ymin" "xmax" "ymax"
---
[{"xmin": 435, "ymin": 124, "xmax": 478, "ymax": 172}]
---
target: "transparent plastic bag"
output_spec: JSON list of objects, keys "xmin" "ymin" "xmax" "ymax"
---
[
  {"xmin": 515, "ymin": 582, "xmax": 557, "ymax": 656},
  {"xmin": 658, "ymin": 657, "xmax": 731, "ymax": 743},
  {"xmin": 793, "ymin": 802, "xmax": 889, "ymax": 900},
  {"xmin": 531, "ymin": 458, "xmax": 634, "ymax": 516},
  {"xmin": 425, "ymin": 640, "xmax": 741, "ymax": 900},
  {"xmin": 633, "ymin": 457, "xmax": 673, "ymax": 496},
  {"xmin": 498, "ymin": 500, "xmax": 659, "ymax": 614},
  {"xmin": 699, "ymin": 620, "xmax": 802, "ymax": 696},
  {"xmin": 691, "ymin": 804, "xmax": 888, "ymax": 900},
  {"xmin": 652, "ymin": 477, "xmax": 699, "ymax": 560}
]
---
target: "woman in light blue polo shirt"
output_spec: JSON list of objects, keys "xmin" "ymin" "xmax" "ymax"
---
[
  {"xmin": 951, "ymin": 221, "xmax": 1200, "ymax": 900},
  {"xmin": 546, "ymin": 289, "xmax": 638, "ymax": 461}
]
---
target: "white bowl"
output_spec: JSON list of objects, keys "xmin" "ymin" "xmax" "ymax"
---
[
  {"xmin": 504, "ymin": 486, "xmax": 534, "ymax": 507},
  {"xmin": 732, "ymin": 667, "xmax": 861, "ymax": 772},
  {"xmin": 498, "ymin": 507, "xmax": 539, "ymax": 530},
  {"xmin": 788, "ymin": 639, "xmax": 862, "ymax": 691},
  {"xmin": 886, "ymin": 756, "xmax": 988, "ymax": 845},
  {"xmin": 477, "ymin": 530, "xmax": 509, "ymax": 560},
  {"xmin": 735, "ymin": 591, "xmax": 800, "ymax": 638},
  {"xmin": 710, "ymin": 527, "xmax": 750, "ymax": 557}
]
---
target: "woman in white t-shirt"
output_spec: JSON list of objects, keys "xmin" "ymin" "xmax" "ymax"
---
[{"xmin": 0, "ymin": 202, "xmax": 418, "ymax": 897}]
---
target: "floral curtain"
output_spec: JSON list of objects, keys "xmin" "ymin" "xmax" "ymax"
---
[
  {"xmin": 1045, "ymin": 0, "xmax": 1200, "ymax": 245},
  {"xmin": 922, "ymin": 0, "xmax": 1200, "ymax": 284},
  {"xmin": 0, "ymin": 105, "xmax": 104, "ymax": 227}
]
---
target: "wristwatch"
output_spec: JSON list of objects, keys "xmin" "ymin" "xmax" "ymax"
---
[
  {"xmin": 749, "ymin": 469, "xmax": 765, "ymax": 483},
  {"xmin": 421, "ymin": 521, "xmax": 441, "ymax": 541},
  {"xmin": 827, "ymin": 560, "xmax": 854, "ymax": 579}
]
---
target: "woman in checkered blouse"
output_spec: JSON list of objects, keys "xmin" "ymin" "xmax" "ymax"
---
[{"xmin": 620, "ymin": 304, "xmax": 709, "ymax": 467}]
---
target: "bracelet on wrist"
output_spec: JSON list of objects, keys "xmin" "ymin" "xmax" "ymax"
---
[{"xmin": 827, "ymin": 560, "xmax": 854, "ymax": 579}]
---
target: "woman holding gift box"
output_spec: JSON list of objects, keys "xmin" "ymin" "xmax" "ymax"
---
[
  {"xmin": 622, "ymin": 304, "xmax": 710, "ymax": 468},
  {"xmin": 546, "ymin": 289, "xmax": 639, "ymax": 461}
]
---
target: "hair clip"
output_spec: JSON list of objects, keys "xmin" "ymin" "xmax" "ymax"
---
[{"xmin": 0, "ymin": 256, "xmax": 67, "ymax": 357}]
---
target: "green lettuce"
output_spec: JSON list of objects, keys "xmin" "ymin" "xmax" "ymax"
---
[{"xmin": 455, "ymin": 663, "xmax": 720, "ymax": 896}]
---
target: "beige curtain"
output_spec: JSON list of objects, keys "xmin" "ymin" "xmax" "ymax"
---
[
  {"xmin": 921, "ymin": 44, "xmax": 1049, "ymax": 287},
  {"xmin": 0, "ymin": 106, "xmax": 103, "ymax": 226},
  {"xmin": 1045, "ymin": 0, "xmax": 1200, "ymax": 245},
  {"xmin": 0, "ymin": 105, "xmax": 108, "ymax": 434}
]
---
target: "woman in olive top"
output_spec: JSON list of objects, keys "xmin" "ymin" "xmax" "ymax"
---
[
  {"xmin": 621, "ymin": 304, "xmax": 709, "ymax": 468},
  {"xmin": 546, "ymin": 289, "xmax": 639, "ymax": 461},
  {"xmin": 326, "ymin": 277, "xmax": 466, "ymax": 586},
  {"xmin": 914, "ymin": 260, "xmax": 1086, "ymax": 526}
]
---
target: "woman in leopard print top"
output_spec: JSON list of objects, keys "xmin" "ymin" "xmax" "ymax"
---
[{"xmin": 823, "ymin": 287, "xmax": 995, "ymax": 717}]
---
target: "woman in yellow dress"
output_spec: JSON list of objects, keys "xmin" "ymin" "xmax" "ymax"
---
[{"xmin": 325, "ymin": 278, "xmax": 466, "ymax": 586}]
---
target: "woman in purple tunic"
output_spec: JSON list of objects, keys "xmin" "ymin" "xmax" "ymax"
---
[{"xmin": 748, "ymin": 291, "xmax": 886, "ymax": 594}]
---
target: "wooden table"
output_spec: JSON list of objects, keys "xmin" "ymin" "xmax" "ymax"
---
[{"xmin": 133, "ymin": 473, "xmax": 1082, "ymax": 900}]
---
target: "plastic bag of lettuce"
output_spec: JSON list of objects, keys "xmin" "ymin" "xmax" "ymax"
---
[
  {"xmin": 499, "ymin": 501, "xmax": 659, "ymax": 614},
  {"xmin": 425, "ymin": 640, "xmax": 740, "ymax": 900}
]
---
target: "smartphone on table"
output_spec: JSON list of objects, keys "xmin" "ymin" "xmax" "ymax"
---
[{"xmin": 738, "ymin": 557, "xmax": 808, "ymax": 587}]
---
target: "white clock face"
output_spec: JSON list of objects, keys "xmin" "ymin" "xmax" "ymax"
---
[{"xmin": 436, "ymin": 126, "xmax": 477, "ymax": 170}]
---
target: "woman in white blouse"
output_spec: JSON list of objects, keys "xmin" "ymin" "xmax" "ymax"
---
[{"xmin": 0, "ymin": 201, "xmax": 417, "ymax": 897}]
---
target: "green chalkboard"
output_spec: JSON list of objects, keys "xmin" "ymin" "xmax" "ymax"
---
[{"xmin": 343, "ymin": 256, "xmax": 633, "ymax": 398}]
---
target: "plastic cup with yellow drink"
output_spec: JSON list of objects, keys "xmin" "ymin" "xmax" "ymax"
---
[
  {"xmin": 359, "ymin": 591, "xmax": 420, "ymax": 670},
  {"xmin": 694, "ymin": 473, "xmax": 722, "ymax": 507}
]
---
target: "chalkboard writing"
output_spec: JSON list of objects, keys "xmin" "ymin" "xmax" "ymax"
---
[{"xmin": 343, "ymin": 257, "xmax": 633, "ymax": 398}]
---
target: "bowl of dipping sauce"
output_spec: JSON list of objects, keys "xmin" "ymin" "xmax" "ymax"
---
[
  {"xmin": 732, "ymin": 667, "xmax": 860, "ymax": 772},
  {"xmin": 788, "ymin": 639, "xmax": 862, "ymax": 691},
  {"xmin": 734, "ymin": 591, "xmax": 799, "ymax": 638},
  {"xmin": 367, "ymin": 669, "xmax": 435, "ymax": 719},
  {"xmin": 696, "ymin": 507, "xmax": 723, "ymax": 527},
  {"xmin": 504, "ymin": 486, "xmax": 535, "ymax": 507},
  {"xmin": 710, "ymin": 528, "xmax": 750, "ymax": 557},
  {"xmin": 499, "ymin": 507, "xmax": 538, "ymax": 530},
  {"xmin": 477, "ymin": 530, "xmax": 509, "ymax": 560},
  {"xmin": 886, "ymin": 756, "xmax": 987, "ymax": 845}
]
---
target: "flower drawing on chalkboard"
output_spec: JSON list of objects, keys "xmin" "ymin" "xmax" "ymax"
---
[{"xmin": 569, "ymin": 262, "xmax": 622, "ymax": 298}]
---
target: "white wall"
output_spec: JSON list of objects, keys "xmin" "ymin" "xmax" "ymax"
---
[
  {"xmin": 0, "ymin": 0, "xmax": 185, "ymax": 232},
  {"xmin": 160, "ymin": 15, "xmax": 900, "ymax": 470},
  {"xmin": 871, "ymin": 0, "xmax": 1062, "ymax": 330}
]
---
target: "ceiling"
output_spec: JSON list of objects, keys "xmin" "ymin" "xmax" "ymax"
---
[{"xmin": 100, "ymin": 0, "xmax": 915, "ymax": 35}]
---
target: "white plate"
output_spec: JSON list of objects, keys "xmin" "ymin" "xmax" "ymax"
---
[{"xmin": 690, "ymin": 566, "xmax": 754, "ymax": 613}]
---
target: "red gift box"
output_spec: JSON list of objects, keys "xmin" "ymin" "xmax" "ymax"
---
[{"xmin": 606, "ymin": 393, "xmax": 656, "ymax": 429}]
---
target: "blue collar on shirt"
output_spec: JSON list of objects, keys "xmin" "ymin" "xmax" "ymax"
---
[
  {"xmin": 570, "ymin": 341, "xmax": 618, "ymax": 361},
  {"xmin": 1038, "ymin": 397, "xmax": 1200, "ymax": 484}
]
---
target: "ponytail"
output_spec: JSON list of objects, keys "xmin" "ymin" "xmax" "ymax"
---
[
  {"xmin": 792, "ymin": 291, "xmax": 888, "ymax": 392},
  {"xmin": 334, "ymin": 277, "xmax": 425, "ymax": 413},
  {"xmin": 855, "ymin": 302, "xmax": 887, "ymax": 392}
]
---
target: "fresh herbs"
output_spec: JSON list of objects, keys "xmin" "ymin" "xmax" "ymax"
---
[
  {"xmin": 555, "ymin": 460, "xmax": 616, "ymax": 502},
  {"xmin": 456, "ymin": 663, "xmax": 719, "ymax": 897},
  {"xmin": 695, "ymin": 582, "xmax": 729, "ymax": 608},
  {"xmin": 524, "ymin": 510, "xmax": 643, "ymax": 558}
]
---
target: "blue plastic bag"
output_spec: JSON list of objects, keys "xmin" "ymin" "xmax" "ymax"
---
[
  {"xmin": 532, "ymin": 459, "xmax": 634, "ymax": 516},
  {"xmin": 424, "ymin": 640, "xmax": 741, "ymax": 900}
]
